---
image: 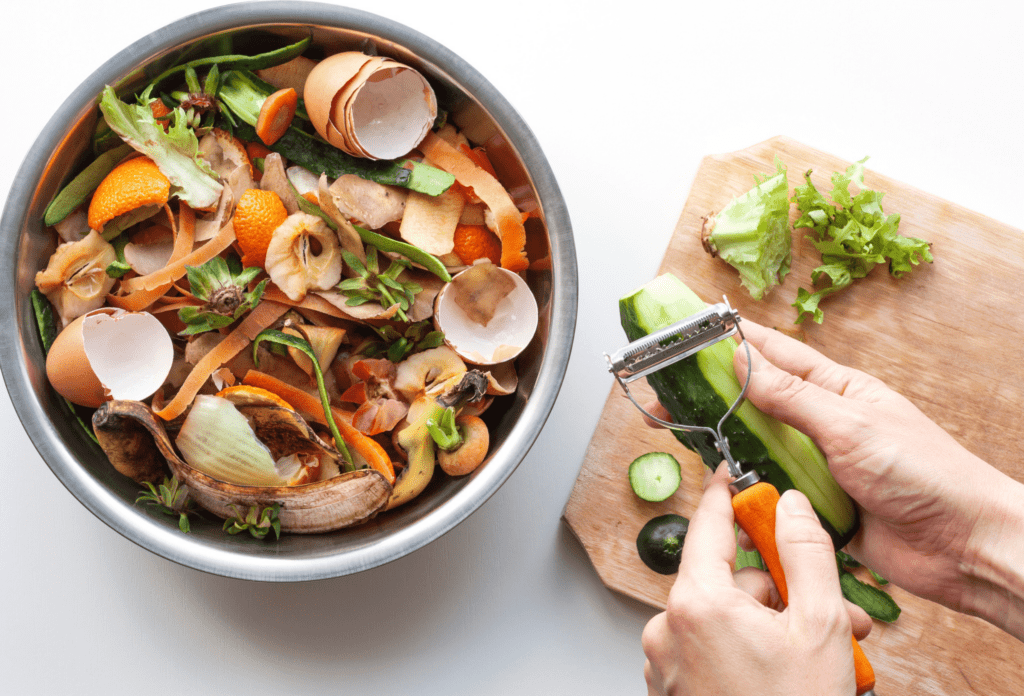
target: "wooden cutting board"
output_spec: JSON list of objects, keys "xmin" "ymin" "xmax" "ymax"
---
[{"xmin": 563, "ymin": 136, "xmax": 1024, "ymax": 695}]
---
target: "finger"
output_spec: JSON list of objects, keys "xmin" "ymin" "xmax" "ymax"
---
[
  {"xmin": 846, "ymin": 599, "xmax": 873, "ymax": 641},
  {"xmin": 774, "ymin": 489, "xmax": 847, "ymax": 622},
  {"xmin": 677, "ymin": 463, "xmax": 739, "ymax": 585},
  {"xmin": 733, "ymin": 339, "xmax": 853, "ymax": 445},
  {"xmin": 734, "ymin": 566, "xmax": 784, "ymax": 610},
  {"xmin": 736, "ymin": 321, "xmax": 858, "ymax": 396},
  {"xmin": 737, "ymin": 527, "xmax": 754, "ymax": 552},
  {"xmin": 640, "ymin": 400, "xmax": 672, "ymax": 429}
]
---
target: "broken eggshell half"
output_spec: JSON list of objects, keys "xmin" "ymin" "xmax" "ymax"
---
[
  {"xmin": 45, "ymin": 307, "xmax": 174, "ymax": 408},
  {"xmin": 304, "ymin": 51, "xmax": 437, "ymax": 160},
  {"xmin": 432, "ymin": 263, "xmax": 539, "ymax": 365}
]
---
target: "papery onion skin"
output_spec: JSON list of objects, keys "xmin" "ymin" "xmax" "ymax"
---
[{"xmin": 174, "ymin": 395, "xmax": 286, "ymax": 486}]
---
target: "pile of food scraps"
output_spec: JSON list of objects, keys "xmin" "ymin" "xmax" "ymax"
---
[{"xmin": 33, "ymin": 35, "xmax": 541, "ymax": 538}]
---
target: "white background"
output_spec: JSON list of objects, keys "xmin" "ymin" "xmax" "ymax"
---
[{"xmin": 2, "ymin": 1, "xmax": 1022, "ymax": 694}]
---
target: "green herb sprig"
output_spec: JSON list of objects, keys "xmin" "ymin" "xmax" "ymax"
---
[
  {"xmin": 338, "ymin": 246, "xmax": 422, "ymax": 322},
  {"xmin": 223, "ymin": 503, "xmax": 281, "ymax": 540},
  {"xmin": 136, "ymin": 477, "xmax": 195, "ymax": 533}
]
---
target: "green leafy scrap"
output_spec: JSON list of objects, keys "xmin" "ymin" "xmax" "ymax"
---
[
  {"xmin": 791, "ymin": 158, "xmax": 933, "ymax": 324},
  {"xmin": 223, "ymin": 502, "xmax": 282, "ymax": 540},
  {"xmin": 178, "ymin": 256, "xmax": 268, "ymax": 335},
  {"xmin": 136, "ymin": 477, "xmax": 195, "ymax": 533},
  {"xmin": 357, "ymin": 320, "xmax": 445, "ymax": 363},
  {"xmin": 338, "ymin": 245, "xmax": 422, "ymax": 322},
  {"xmin": 704, "ymin": 158, "xmax": 792, "ymax": 300}
]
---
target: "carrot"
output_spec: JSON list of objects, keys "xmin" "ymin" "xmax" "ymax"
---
[
  {"xmin": 153, "ymin": 300, "xmax": 290, "ymax": 421},
  {"xmin": 255, "ymin": 88, "xmax": 298, "ymax": 146},
  {"xmin": 108, "ymin": 202, "xmax": 197, "ymax": 312},
  {"xmin": 418, "ymin": 131, "xmax": 528, "ymax": 272},
  {"xmin": 245, "ymin": 141, "xmax": 272, "ymax": 182},
  {"xmin": 242, "ymin": 370, "xmax": 397, "ymax": 485}
]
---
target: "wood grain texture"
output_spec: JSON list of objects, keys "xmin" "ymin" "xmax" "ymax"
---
[{"xmin": 563, "ymin": 136, "xmax": 1024, "ymax": 695}]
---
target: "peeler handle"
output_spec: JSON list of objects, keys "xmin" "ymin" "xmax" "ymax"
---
[{"xmin": 732, "ymin": 481, "xmax": 875, "ymax": 695}]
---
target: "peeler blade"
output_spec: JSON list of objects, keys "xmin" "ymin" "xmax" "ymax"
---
[{"xmin": 605, "ymin": 300, "xmax": 740, "ymax": 385}]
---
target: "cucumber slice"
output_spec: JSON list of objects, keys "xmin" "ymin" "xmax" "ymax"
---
[{"xmin": 628, "ymin": 452, "xmax": 681, "ymax": 502}]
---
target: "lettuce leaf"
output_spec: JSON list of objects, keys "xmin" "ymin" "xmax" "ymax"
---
[
  {"xmin": 98, "ymin": 86, "xmax": 222, "ymax": 210},
  {"xmin": 792, "ymin": 158, "xmax": 932, "ymax": 324},
  {"xmin": 703, "ymin": 159, "xmax": 791, "ymax": 300}
]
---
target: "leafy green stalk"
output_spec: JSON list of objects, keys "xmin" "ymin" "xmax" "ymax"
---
[
  {"xmin": 791, "ymin": 158, "xmax": 933, "ymax": 324},
  {"xmin": 703, "ymin": 158, "xmax": 792, "ymax": 300},
  {"xmin": 136, "ymin": 477, "xmax": 194, "ymax": 533},
  {"xmin": 178, "ymin": 256, "xmax": 268, "ymax": 335},
  {"xmin": 223, "ymin": 502, "xmax": 282, "ymax": 540},
  {"xmin": 218, "ymin": 69, "xmax": 310, "ymax": 125},
  {"xmin": 426, "ymin": 406, "xmax": 462, "ymax": 451},
  {"xmin": 251, "ymin": 329, "xmax": 352, "ymax": 467},
  {"xmin": 145, "ymin": 35, "xmax": 312, "ymax": 95}
]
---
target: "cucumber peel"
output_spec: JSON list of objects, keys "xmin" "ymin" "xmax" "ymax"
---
[
  {"xmin": 43, "ymin": 143, "xmax": 133, "ymax": 227},
  {"xmin": 618, "ymin": 273, "xmax": 858, "ymax": 547}
]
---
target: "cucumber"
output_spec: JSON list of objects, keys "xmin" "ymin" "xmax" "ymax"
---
[
  {"xmin": 636, "ymin": 514, "xmax": 689, "ymax": 575},
  {"xmin": 618, "ymin": 273, "xmax": 858, "ymax": 548},
  {"xmin": 838, "ymin": 569, "xmax": 901, "ymax": 622},
  {"xmin": 628, "ymin": 452, "xmax": 681, "ymax": 502}
]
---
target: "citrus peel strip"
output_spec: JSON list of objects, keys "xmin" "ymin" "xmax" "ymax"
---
[{"xmin": 417, "ymin": 131, "xmax": 528, "ymax": 272}]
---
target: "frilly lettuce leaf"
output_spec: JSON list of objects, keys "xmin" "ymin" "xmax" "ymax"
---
[
  {"xmin": 704, "ymin": 158, "xmax": 792, "ymax": 300},
  {"xmin": 98, "ymin": 86, "xmax": 222, "ymax": 210},
  {"xmin": 792, "ymin": 157, "xmax": 933, "ymax": 324}
]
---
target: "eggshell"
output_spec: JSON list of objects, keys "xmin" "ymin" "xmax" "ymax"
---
[
  {"xmin": 45, "ymin": 307, "xmax": 175, "ymax": 408},
  {"xmin": 433, "ymin": 265, "xmax": 539, "ymax": 366},
  {"xmin": 46, "ymin": 308, "xmax": 115, "ymax": 408},
  {"xmin": 303, "ymin": 51, "xmax": 437, "ymax": 160}
]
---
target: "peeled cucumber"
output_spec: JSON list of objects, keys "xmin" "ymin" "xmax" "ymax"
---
[{"xmin": 618, "ymin": 273, "xmax": 858, "ymax": 547}]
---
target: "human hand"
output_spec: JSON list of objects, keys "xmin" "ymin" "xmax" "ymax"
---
[
  {"xmin": 731, "ymin": 320, "xmax": 1019, "ymax": 617},
  {"xmin": 642, "ymin": 464, "xmax": 867, "ymax": 696}
]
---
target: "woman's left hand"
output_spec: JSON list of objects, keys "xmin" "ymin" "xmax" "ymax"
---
[{"xmin": 641, "ymin": 464, "xmax": 868, "ymax": 696}]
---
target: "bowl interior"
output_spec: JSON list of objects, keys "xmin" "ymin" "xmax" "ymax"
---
[{"xmin": 0, "ymin": 3, "xmax": 575, "ymax": 580}]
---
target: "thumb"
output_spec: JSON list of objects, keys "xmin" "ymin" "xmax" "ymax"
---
[
  {"xmin": 775, "ymin": 490, "xmax": 848, "ymax": 625},
  {"xmin": 734, "ymin": 341, "xmax": 846, "ymax": 446}
]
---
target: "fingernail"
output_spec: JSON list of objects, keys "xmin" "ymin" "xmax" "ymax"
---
[{"xmin": 779, "ymin": 490, "xmax": 816, "ymax": 518}]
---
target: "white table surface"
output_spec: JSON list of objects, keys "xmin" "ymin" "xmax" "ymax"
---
[{"xmin": 2, "ymin": 1, "xmax": 1021, "ymax": 694}]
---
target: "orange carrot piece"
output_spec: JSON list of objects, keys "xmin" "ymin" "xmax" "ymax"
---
[
  {"xmin": 418, "ymin": 131, "xmax": 528, "ymax": 272},
  {"xmin": 255, "ymin": 88, "xmax": 298, "ymax": 146},
  {"xmin": 242, "ymin": 370, "xmax": 397, "ymax": 484},
  {"xmin": 153, "ymin": 300, "xmax": 290, "ymax": 421}
]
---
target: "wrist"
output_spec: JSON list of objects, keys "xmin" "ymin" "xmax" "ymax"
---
[{"xmin": 959, "ymin": 473, "xmax": 1024, "ymax": 639}]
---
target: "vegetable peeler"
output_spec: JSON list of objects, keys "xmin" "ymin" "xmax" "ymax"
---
[{"xmin": 605, "ymin": 298, "xmax": 876, "ymax": 695}]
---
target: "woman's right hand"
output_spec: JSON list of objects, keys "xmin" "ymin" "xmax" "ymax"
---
[{"xmin": 730, "ymin": 321, "xmax": 1024, "ymax": 634}]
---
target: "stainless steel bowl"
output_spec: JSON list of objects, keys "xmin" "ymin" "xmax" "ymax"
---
[{"xmin": 0, "ymin": 2, "xmax": 576, "ymax": 580}]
